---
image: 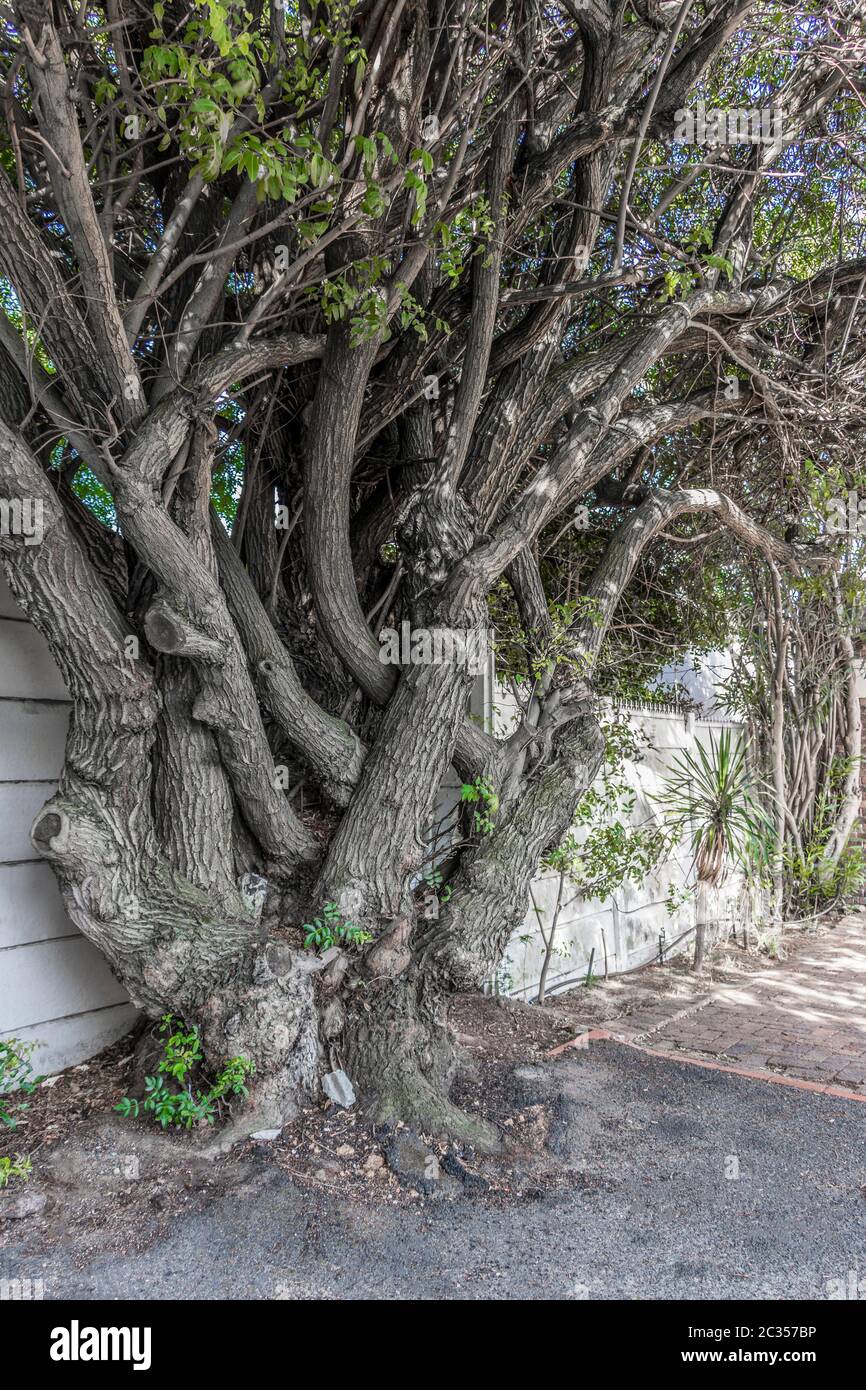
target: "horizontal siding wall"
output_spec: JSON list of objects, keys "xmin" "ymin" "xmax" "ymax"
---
[{"xmin": 0, "ymin": 577, "xmax": 139, "ymax": 1074}]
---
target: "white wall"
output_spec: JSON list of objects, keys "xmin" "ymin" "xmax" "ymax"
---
[
  {"xmin": 490, "ymin": 694, "xmax": 749, "ymax": 1000},
  {"xmin": 0, "ymin": 577, "xmax": 139, "ymax": 1074}
]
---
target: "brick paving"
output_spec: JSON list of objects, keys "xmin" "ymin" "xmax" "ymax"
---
[{"xmin": 606, "ymin": 917, "xmax": 866, "ymax": 1092}]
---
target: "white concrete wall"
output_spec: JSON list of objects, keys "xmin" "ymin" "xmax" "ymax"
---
[
  {"xmin": 0, "ymin": 577, "xmax": 139, "ymax": 1074},
  {"xmin": 491, "ymin": 696, "xmax": 749, "ymax": 1000}
]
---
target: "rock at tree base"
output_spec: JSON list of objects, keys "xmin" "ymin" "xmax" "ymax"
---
[
  {"xmin": 322, "ymin": 1070, "xmax": 356, "ymax": 1108},
  {"xmin": 4, "ymin": 1190, "xmax": 47, "ymax": 1220},
  {"xmin": 385, "ymin": 1130, "xmax": 462, "ymax": 1197},
  {"xmin": 387, "ymin": 1130, "xmax": 435, "ymax": 1182}
]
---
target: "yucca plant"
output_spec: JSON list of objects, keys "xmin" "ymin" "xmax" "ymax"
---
[{"xmin": 656, "ymin": 730, "xmax": 772, "ymax": 971}]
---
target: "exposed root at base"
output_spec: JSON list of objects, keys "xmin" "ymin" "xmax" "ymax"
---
[{"xmin": 361, "ymin": 1075, "xmax": 502, "ymax": 1153}]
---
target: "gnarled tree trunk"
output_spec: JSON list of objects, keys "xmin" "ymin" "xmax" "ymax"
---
[{"xmin": 0, "ymin": 0, "xmax": 859, "ymax": 1138}]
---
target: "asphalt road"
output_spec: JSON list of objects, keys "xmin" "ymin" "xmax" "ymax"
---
[{"xmin": 4, "ymin": 1042, "xmax": 864, "ymax": 1300}]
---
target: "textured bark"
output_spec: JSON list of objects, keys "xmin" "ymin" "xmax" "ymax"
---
[
  {"xmin": 211, "ymin": 513, "xmax": 366, "ymax": 808},
  {"xmin": 818, "ymin": 627, "xmax": 862, "ymax": 876},
  {"xmin": 768, "ymin": 562, "xmax": 788, "ymax": 919},
  {"xmin": 317, "ymin": 486, "xmax": 486, "ymax": 925},
  {"xmin": 340, "ymin": 969, "xmax": 490, "ymax": 1141},
  {"xmin": 14, "ymin": 2, "xmax": 143, "ymax": 423},
  {"xmin": 427, "ymin": 710, "xmax": 606, "ymax": 992},
  {"xmin": 0, "ymin": 422, "xmax": 319, "ymax": 1123}
]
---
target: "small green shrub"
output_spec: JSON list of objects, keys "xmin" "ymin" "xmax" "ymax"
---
[
  {"xmin": 460, "ymin": 777, "xmax": 499, "ymax": 834},
  {"xmin": 115, "ymin": 1015, "xmax": 254, "ymax": 1130},
  {"xmin": 1, "ymin": 1038, "xmax": 45, "ymax": 1130},
  {"xmin": 302, "ymin": 900, "xmax": 372, "ymax": 951},
  {"xmin": 0, "ymin": 1155, "xmax": 32, "ymax": 1188},
  {"xmin": 0, "ymin": 1039, "xmax": 44, "ymax": 1186},
  {"xmin": 785, "ymin": 838, "xmax": 866, "ymax": 913},
  {"xmin": 422, "ymin": 866, "xmax": 453, "ymax": 904}
]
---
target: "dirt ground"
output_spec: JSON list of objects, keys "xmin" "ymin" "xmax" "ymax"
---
[{"xmin": 1, "ymin": 911, "xmax": 853, "ymax": 1266}]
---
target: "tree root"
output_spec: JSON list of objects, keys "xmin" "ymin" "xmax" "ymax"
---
[{"xmin": 361, "ymin": 1071, "xmax": 502, "ymax": 1153}]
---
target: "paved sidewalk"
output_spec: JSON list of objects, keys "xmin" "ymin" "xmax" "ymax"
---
[{"xmin": 607, "ymin": 919, "xmax": 866, "ymax": 1092}]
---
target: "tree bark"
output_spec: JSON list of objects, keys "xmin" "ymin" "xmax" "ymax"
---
[{"xmin": 768, "ymin": 563, "xmax": 788, "ymax": 919}]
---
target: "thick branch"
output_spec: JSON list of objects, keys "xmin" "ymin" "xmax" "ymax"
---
[
  {"xmin": 209, "ymin": 511, "xmax": 367, "ymax": 807},
  {"xmin": 15, "ymin": 3, "xmax": 143, "ymax": 421},
  {"xmin": 576, "ymin": 487, "xmax": 836, "ymax": 665}
]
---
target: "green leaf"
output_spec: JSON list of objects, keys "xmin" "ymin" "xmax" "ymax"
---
[{"xmin": 703, "ymin": 253, "xmax": 735, "ymax": 275}]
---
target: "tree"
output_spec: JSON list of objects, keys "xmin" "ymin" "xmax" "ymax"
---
[
  {"xmin": 0, "ymin": 1, "xmax": 863, "ymax": 1136},
  {"xmin": 720, "ymin": 554, "xmax": 866, "ymax": 916}
]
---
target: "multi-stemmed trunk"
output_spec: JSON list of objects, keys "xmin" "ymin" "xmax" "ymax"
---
[
  {"xmin": 1, "ymin": 423, "xmax": 607, "ymax": 1137},
  {"xmin": 0, "ymin": 0, "xmax": 855, "ymax": 1140}
]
